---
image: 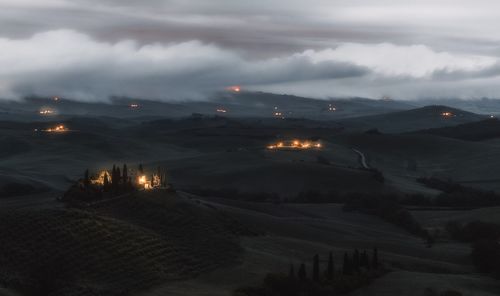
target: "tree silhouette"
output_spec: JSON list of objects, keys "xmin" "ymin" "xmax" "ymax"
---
[
  {"xmin": 111, "ymin": 165, "xmax": 117, "ymax": 187},
  {"xmin": 327, "ymin": 251, "xmax": 334, "ymax": 280},
  {"xmin": 372, "ymin": 248, "xmax": 379, "ymax": 269},
  {"xmin": 312, "ymin": 254, "xmax": 319, "ymax": 282},
  {"xmin": 360, "ymin": 250, "xmax": 370, "ymax": 269},
  {"xmin": 83, "ymin": 169, "xmax": 90, "ymax": 189},
  {"xmin": 122, "ymin": 164, "xmax": 128, "ymax": 185},
  {"xmin": 353, "ymin": 249, "xmax": 360, "ymax": 272},
  {"xmin": 343, "ymin": 252, "xmax": 352, "ymax": 275},
  {"xmin": 103, "ymin": 174, "xmax": 109, "ymax": 192},
  {"xmin": 116, "ymin": 167, "xmax": 121, "ymax": 184},
  {"xmin": 289, "ymin": 264, "xmax": 295, "ymax": 279},
  {"xmin": 298, "ymin": 263, "xmax": 307, "ymax": 281},
  {"xmin": 138, "ymin": 164, "xmax": 144, "ymax": 174}
]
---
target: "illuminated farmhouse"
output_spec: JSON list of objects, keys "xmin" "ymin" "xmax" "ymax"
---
[
  {"xmin": 38, "ymin": 124, "xmax": 69, "ymax": 133},
  {"xmin": 88, "ymin": 164, "xmax": 168, "ymax": 191},
  {"xmin": 267, "ymin": 139, "xmax": 322, "ymax": 150},
  {"xmin": 441, "ymin": 112, "xmax": 454, "ymax": 118}
]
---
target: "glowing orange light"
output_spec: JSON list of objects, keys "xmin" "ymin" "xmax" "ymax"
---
[
  {"xmin": 43, "ymin": 124, "xmax": 69, "ymax": 133},
  {"xmin": 227, "ymin": 86, "xmax": 241, "ymax": 92},
  {"xmin": 441, "ymin": 112, "xmax": 453, "ymax": 117},
  {"xmin": 138, "ymin": 175, "xmax": 146, "ymax": 185},
  {"xmin": 267, "ymin": 140, "xmax": 323, "ymax": 150}
]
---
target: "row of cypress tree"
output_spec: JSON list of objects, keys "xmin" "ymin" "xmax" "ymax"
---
[{"xmin": 290, "ymin": 248, "xmax": 380, "ymax": 282}]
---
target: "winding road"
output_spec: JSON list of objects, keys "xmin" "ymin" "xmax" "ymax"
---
[{"xmin": 352, "ymin": 148, "xmax": 370, "ymax": 169}]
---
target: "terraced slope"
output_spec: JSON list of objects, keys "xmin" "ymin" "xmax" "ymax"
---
[
  {"xmin": 89, "ymin": 191, "xmax": 243, "ymax": 272},
  {"xmin": 0, "ymin": 192, "xmax": 241, "ymax": 295}
]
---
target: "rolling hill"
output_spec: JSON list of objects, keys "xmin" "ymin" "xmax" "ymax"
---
[
  {"xmin": 0, "ymin": 191, "xmax": 242, "ymax": 296},
  {"xmin": 340, "ymin": 105, "xmax": 488, "ymax": 133},
  {"xmin": 414, "ymin": 118, "xmax": 500, "ymax": 141}
]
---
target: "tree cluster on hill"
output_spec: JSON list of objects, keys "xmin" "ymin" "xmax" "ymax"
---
[
  {"xmin": 417, "ymin": 177, "xmax": 500, "ymax": 207},
  {"xmin": 63, "ymin": 163, "xmax": 140, "ymax": 203},
  {"xmin": 234, "ymin": 248, "xmax": 385, "ymax": 296},
  {"xmin": 343, "ymin": 193, "xmax": 433, "ymax": 246},
  {"xmin": 446, "ymin": 220, "xmax": 500, "ymax": 278}
]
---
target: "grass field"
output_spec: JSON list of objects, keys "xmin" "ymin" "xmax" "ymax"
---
[{"xmin": 0, "ymin": 191, "xmax": 242, "ymax": 295}]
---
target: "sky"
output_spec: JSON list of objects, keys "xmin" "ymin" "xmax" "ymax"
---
[{"xmin": 2, "ymin": 0, "xmax": 500, "ymax": 101}]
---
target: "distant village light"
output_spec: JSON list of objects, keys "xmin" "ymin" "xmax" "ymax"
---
[
  {"xmin": 267, "ymin": 139, "xmax": 323, "ymax": 150},
  {"xmin": 42, "ymin": 124, "xmax": 69, "ymax": 133},
  {"xmin": 441, "ymin": 112, "xmax": 454, "ymax": 117},
  {"xmin": 227, "ymin": 86, "xmax": 241, "ymax": 92},
  {"xmin": 216, "ymin": 108, "xmax": 227, "ymax": 113},
  {"xmin": 39, "ymin": 108, "xmax": 55, "ymax": 115}
]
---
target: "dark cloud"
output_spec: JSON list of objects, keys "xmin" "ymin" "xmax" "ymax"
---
[
  {"xmin": 1, "ymin": 1, "xmax": 500, "ymax": 100},
  {"xmin": 0, "ymin": 30, "xmax": 368, "ymax": 101}
]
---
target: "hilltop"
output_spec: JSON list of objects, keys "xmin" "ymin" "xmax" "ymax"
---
[
  {"xmin": 0, "ymin": 92, "xmax": 415, "ymax": 122},
  {"xmin": 340, "ymin": 105, "xmax": 487, "ymax": 133}
]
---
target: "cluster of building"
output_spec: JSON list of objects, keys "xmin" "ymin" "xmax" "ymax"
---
[
  {"xmin": 441, "ymin": 112, "xmax": 454, "ymax": 117},
  {"xmin": 267, "ymin": 139, "xmax": 322, "ymax": 150},
  {"xmin": 90, "ymin": 166, "xmax": 167, "ymax": 191},
  {"xmin": 39, "ymin": 108, "xmax": 55, "ymax": 115},
  {"xmin": 34, "ymin": 124, "xmax": 69, "ymax": 133}
]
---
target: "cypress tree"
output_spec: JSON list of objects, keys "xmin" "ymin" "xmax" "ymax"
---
[
  {"xmin": 138, "ymin": 164, "xmax": 144, "ymax": 174},
  {"xmin": 83, "ymin": 169, "xmax": 90, "ymax": 188},
  {"xmin": 343, "ymin": 252, "xmax": 352, "ymax": 275},
  {"xmin": 327, "ymin": 251, "xmax": 334, "ymax": 280},
  {"xmin": 111, "ymin": 165, "xmax": 116, "ymax": 186},
  {"xmin": 103, "ymin": 174, "xmax": 109, "ymax": 191},
  {"xmin": 289, "ymin": 264, "xmax": 295, "ymax": 279},
  {"xmin": 116, "ymin": 167, "xmax": 121, "ymax": 184},
  {"xmin": 353, "ymin": 249, "xmax": 360, "ymax": 272},
  {"xmin": 127, "ymin": 177, "xmax": 133, "ymax": 191},
  {"xmin": 298, "ymin": 263, "xmax": 307, "ymax": 281},
  {"xmin": 372, "ymin": 248, "xmax": 379, "ymax": 269},
  {"xmin": 360, "ymin": 250, "xmax": 370, "ymax": 269},
  {"xmin": 312, "ymin": 254, "xmax": 319, "ymax": 282},
  {"xmin": 122, "ymin": 164, "xmax": 128, "ymax": 185}
]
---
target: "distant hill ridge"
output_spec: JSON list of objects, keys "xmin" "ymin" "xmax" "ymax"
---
[
  {"xmin": 340, "ymin": 105, "xmax": 487, "ymax": 133},
  {"xmin": 414, "ymin": 118, "xmax": 500, "ymax": 141}
]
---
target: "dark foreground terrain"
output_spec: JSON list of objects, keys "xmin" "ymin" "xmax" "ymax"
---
[{"xmin": 2, "ymin": 94, "xmax": 500, "ymax": 295}]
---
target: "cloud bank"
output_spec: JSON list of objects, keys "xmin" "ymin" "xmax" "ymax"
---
[{"xmin": 1, "ymin": 30, "xmax": 500, "ymax": 101}]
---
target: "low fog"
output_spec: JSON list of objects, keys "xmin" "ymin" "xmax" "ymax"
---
[{"xmin": 3, "ymin": 0, "xmax": 500, "ymax": 101}]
